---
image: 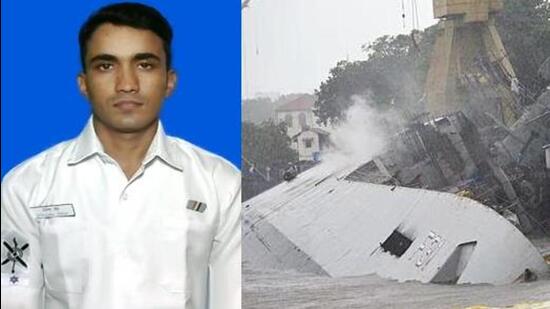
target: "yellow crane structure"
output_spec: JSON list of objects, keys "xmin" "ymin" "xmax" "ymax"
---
[{"xmin": 425, "ymin": 0, "xmax": 520, "ymax": 126}]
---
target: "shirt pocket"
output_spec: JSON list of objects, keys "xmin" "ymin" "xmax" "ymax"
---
[
  {"xmin": 156, "ymin": 226, "xmax": 190, "ymax": 295},
  {"xmin": 39, "ymin": 217, "xmax": 86, "ymax": 293},
  {"xmin": 154, "ymin": 202, "xmax": 212, "ymax": 298}
]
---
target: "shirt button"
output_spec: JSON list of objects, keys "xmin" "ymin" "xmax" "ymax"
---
[{"xmin": 121, "ymin": 193, "xmax": 128, "ymax": 201}]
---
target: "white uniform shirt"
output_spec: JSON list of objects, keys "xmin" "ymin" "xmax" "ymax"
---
[{"xmin": 1, "ymin": 119, "xmax": 241, "ymax": 309}]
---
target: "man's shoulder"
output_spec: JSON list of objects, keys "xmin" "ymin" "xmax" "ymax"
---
[
  {"xmin": 2, "ymin": 140, "xmax": 74, "ymax": 189},
  {"xmin": 165, "ymin": 136, "xmax": 241, "ymax": 209},
  {"xmin": 166, "ymin": 135, "xmax": 240, "ymax": 183},
  {"xmin": 167, "ymin": 135, "xmax": 238, "ymax": 171}
]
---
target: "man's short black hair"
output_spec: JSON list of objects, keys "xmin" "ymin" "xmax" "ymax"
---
[{"xmin": 79, "ymin": 2, "xmax": 173, "ymax": 72}]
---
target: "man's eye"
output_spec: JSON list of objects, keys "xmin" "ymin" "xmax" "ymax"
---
[
  {"xmin": 138, "ymin": 62, "xmax": 154, "ymax": 70},
  {"xmin": 96, "ymin": 63, "xmax": 113, "ymax": 71}
]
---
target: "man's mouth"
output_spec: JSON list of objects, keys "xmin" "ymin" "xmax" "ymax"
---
[{"xmin": 113, "ymin": 100, "xmax": 144, "ymax": 112}]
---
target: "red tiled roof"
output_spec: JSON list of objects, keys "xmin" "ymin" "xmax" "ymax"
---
[{"xmin": 276, "ymin": 95, "xmax": 316, "ymax": 112}]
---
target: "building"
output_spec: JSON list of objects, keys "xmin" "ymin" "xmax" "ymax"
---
[
  {"xmin": 291, "ymin": 128, "xmax": 330, "ymax": 162},
  {"xmin": 275, "ymin": 94, "xmax": 330, "ymax": 161}
]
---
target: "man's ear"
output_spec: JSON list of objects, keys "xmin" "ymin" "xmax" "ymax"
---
[
  {"xmin": 165, "ymin": 69, "xmax": 177, "ymax": 98},
  {"xmin": 77, "ymin": 73, "xmax": 89, "ymax": 98}
]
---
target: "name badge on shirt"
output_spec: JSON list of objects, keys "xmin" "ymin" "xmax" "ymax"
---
[
  {"xmin": 186, "ymin": 200, "xmax": 207, "ymax": 213},
  {"xmin": 30, "ymin": 204, "xmax": 76, "ymax": 219}
]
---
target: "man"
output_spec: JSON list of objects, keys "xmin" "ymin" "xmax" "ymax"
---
[{"xmin": 1, "ymin": 3, "xmax": 241, "ymax": 309}]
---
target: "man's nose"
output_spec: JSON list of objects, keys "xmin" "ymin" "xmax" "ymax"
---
[{"xmin": 116, "ymin": 66, "xmax": 139, "ymax": 93}]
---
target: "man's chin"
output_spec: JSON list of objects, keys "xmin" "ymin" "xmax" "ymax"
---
[
  {"xmin": 111, "ymin": 117, "xmax": 157, "ymax": 134},
  {"xmin": 93, "ymin": 113, "xmax": 158, "ymax": 134}
]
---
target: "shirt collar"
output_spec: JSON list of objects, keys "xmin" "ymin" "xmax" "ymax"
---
[{"xmin": 68, "ymin": 117, "xmax": 185, "ymax": 171}]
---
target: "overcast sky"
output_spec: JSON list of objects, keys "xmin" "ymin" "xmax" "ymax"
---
[{"xmin": 242, "ymin": 0, "xmax": 438, "ymax": 99}]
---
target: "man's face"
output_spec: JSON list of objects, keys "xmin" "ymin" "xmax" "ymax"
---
[{"xmin": 78, "ymin": 23, "xmax": 176, "ymax": 133}]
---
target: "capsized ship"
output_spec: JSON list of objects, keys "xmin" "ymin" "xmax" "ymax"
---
[{"xmin": 243, "ymin": 157, "xmax": 548, "ymax": 285}]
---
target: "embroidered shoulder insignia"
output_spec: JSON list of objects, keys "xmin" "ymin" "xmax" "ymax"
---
[{"xmin": 1, "ymin": 238, "xmax": 29, "ymax": 273}]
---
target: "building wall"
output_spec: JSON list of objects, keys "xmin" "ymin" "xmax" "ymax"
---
[
  {"xmin": 277, "ymin": 109, "xmax": 325, "ymax": 161},
  {"xmin": 277, "ymin": 110, "xmax": 317, "ymax": 138},
  {"xmin": 295, "ymin": 131, "xmax": 321, "ymax": 161}
]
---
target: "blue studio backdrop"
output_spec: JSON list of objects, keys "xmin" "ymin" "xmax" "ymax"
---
[{"xmin": 1, "ymin": 1, "xmax": 241, "ymax": 177}]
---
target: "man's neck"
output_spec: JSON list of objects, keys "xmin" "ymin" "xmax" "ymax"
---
[{"xmin": 93, "ymin": 117, "xmax": 158, "ymax": 179}]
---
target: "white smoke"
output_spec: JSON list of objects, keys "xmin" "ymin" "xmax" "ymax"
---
[{"xmin": 324, "ymin": 95, "xmax": 398, "ymax": 164}]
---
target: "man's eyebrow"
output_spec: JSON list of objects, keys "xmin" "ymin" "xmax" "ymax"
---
[
  {"xmin": 134, "ymin": 53, "xmax": 161, "ymax": 62},
  {"xmin": 89, "ymin": 54, "xmax": 118, "ymax": 64}
]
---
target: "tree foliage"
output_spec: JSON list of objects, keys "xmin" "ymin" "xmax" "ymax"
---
[
  {"xmin": 313, "ymin": 30, "xmax": 436, "ymax": 125},
  {"xmin": 242, "ymin": 120, "xmax": 298, "ymax": 169},
  {"xmin": 242, "ymin": 120, "xmax": 298, "ymax": 200},
  {"xmin": 314, "ymin": 1, "xmax": 550, "ymax": 125},
  {"xmin": 495, "ymin": 0, "xmax": 550, "ymax": 94}
]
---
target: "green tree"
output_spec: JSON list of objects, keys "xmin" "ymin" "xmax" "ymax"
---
[
  {"xmin": 242, "ymin": 120, "xmax": 298, "ymax": 170},
  {"xmin": 242, "ymin": 120, "xmax": 298, "ymax": 200},
  {"xmin": 313, "ymin": 1, "xmax": 550, "ymax": 125},
  {"xmin": 496, "ymin": 0, "xmax": 550, "ymax": 95},
  {"xmin": 313, "ymin": 31, "xmax": 435, "ymax": 125}
]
